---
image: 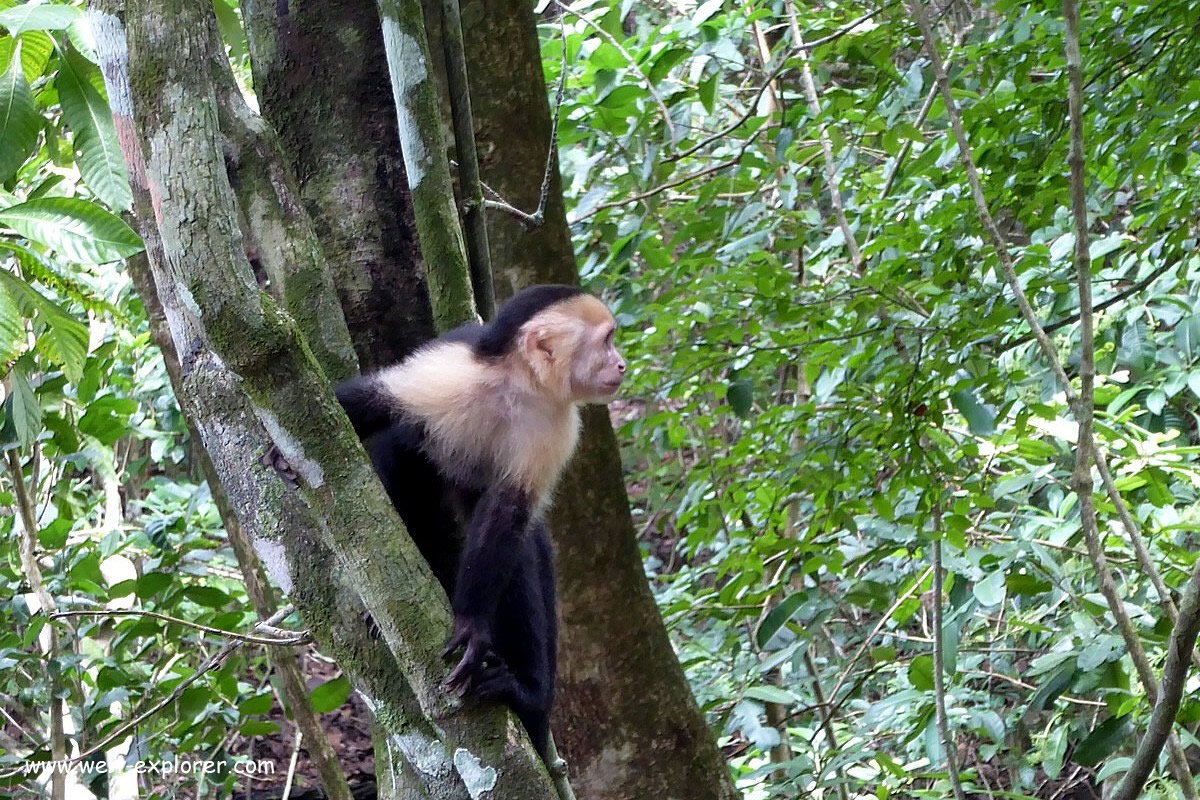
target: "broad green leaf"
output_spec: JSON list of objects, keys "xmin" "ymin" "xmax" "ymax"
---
[
  {"xmin": 756, "ymin": 592, "xmax": 805, "ymax": 649},
  {"xmin": 55, "ymin": 47, "xmax": 131, "ymax": 210},
  {"xmin": 134, "ymin": 571, "xmax": 172, "ymax": 599},
  {"xmin": 309, "ymin": 675, "xmax": 352, "ymax": 713},
  {"xmin": 66, "ymin": 16, "xmax": 97, "ymax": 62},
  {"xmin": 239, "ymin": 720, "xmax": 281, "ymax": 736},
  {"xmin": 950, "ymin": 388, "xmax": 995, "ymax": 435},
  {"xmin": 237, "ymin": 692, "xmax": 274, "ymax": 716},
  {"xmin": 0, "ymin": 4, "xmax": 78, "ymax": 35},
  {"xmin": 744, "ymin": 686, "xmax": 797, "ymax": 704},
  {"xmin": 727, "ymin": 378, "xmax": 752, "ymax": 417},
  {"xmin": 0, "ymin": 276, "xmax": 20, "ymax": 362},
  {"xmin": 1043, "ymin": 725, "xmax": 1067, "ymax": 779},
  {"xmin": 908, "ymin": 654, "xmax": 934, "ymax": 691},
  {"xmin": 698, "ymin": 71, "xmax": 718, "ymax": 114},
  {"xmin": 1176, "ymin": 314, "xmax": 1200, "ymax": 361},
  {"xmin": 1145, "ymin": 388, "xmax": 1166, "ymax": 416},
  {"xmin": 0, "ymin": 31, "xmax": 53, "ymax": 82},
  {"xmin": 0, "ymin": 269, "xmax": 87, "ymax": 382},
  {"xmin": 0, "ymin": 197, "xmax": 142, "ymax": 263},
  {"xmin": 1073, "ymin": 715, "xmax": 1133, "ymax": 767},
  {"xmin": 648, "ymin": 46, "xmax": 689, "ymax": 85},
  {"xmin": 972, "ymin": 569, "xmax": 1007, "ymax": 606},
  {"xmin": 0, "ymin": 40, "xmax": 38, "ymax": 181},
  {"xmin": 8, "ymin": 365, "xmax": 39, "ymax": 444},
  {"xmin": 183, "ymin": 586, "xmax": 230, "ymax": 608},
  {"xmin": 1029, "ymin": 661, "xmax": 1076, "ymax": 712},
  {"xmin": 1088, "ymin": 234, "xmax": 1125, "ymax": 260}
]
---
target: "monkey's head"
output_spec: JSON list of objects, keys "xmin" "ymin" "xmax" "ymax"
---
[{"xmin": 494, "ymin": 288, "xmax": 625, "ymax": 405}]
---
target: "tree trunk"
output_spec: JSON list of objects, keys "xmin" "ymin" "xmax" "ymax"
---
[
  {"xmin": 91, "ymin": 2, "xmax": 557, "ymax": 796},
  {"xmin": 239, "ymin": 0, "xmax": 434, "ymax": 366},
  {"xmin": 458, "ymin": 2, "xmax": 739, "ymax": 798}
]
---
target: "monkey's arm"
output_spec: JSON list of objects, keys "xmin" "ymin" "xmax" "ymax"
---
[
  {"xmin": 335, "ymin": 376, "xmax": 399, "ymax": 439},
  {"xmin": 443, "ymin": 483, "xmax": 533, "ymax": 691}
]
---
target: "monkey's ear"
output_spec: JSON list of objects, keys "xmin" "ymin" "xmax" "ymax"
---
[{"xmin": 523, "ymin": 327, "xmax": 554, "ymax": 361}]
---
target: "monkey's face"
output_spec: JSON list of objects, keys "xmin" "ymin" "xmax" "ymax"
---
[{"xmin": 570, "ymin": 315, "xmax": 625, "ymax": 404}]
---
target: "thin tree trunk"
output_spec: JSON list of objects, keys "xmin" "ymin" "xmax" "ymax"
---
[
  {"xmin": 128, "ymin": 250, "xmax": 355, "ymax": 800},
  {"xmin": 460, "ymin": 2, "xmax": 739, "ymax": 797}
]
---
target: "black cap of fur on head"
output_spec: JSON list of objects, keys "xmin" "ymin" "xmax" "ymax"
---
[{"xmin": 475, "ymin": 284, "xmax": 585, "ymax": 358}]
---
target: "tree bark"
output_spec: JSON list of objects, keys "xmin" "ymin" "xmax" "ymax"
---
[
  {"xmin": 239, "ymin": 0, "xmax": 434, "ymax": 366},
  {"xmin": 128, "ymin": 251, "xmax": 354, "ymax": 800},
  {"xmin": 459, "ymin": 2, "xmax": 739, "ymax": 798}
]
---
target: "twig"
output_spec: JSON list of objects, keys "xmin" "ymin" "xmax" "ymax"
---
[
  {"xmin": 282, "ymin": 729, "xmax": 302, "ymax": 800},
  {"xmin": 441, "ymin": 0, "xmax": 494, "ymax": 318},
  {"xmin": 787, "ymin": 0, "xmax": 863, "ymax": 272},
  {"xmin": 553, "ymin": 0, "xmax": 676, "ymax": 147},
  {"xmin": 827, "ymin": 565, "xmax": 933, "ymax": 704},
  {"xmin": 667, "ymin": 3, "xmax": 896, "ymax": 164},
  {"xmin": 992, "ymin": 259, "xmax": 1174, "ymax": 353},
  {"xmin": 50, "ymin": 609, "xmax": 313, "ymax": 646},
  {"xmin": 475, "ymin": 12, "xmax": 567, "ymax": 229},
  {"xmin": 7, "ymin": 449, "xmax": 66, "ymax": 800},
  {"xmin": 573, "ymin": 123, "xmax": 787, "ymax": 222},
  {"xmin": 931, "ymin": 523, "xmax": 968, "ymax": 800}
]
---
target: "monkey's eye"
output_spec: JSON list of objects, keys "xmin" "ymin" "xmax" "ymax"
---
[{"xmin": 604, "ymin": 328, "xmax": 614, "ymax": 347}]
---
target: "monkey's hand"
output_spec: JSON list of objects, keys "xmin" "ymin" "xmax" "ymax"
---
[{"xmin": 442, "ymin": 615, "xmax": 494, "ymax": 695}]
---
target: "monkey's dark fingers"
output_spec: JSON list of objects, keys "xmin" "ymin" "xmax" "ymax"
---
[
  {"xmin": 444, "ymin": 640, "xmax": 488, "ymax": 694},
  {"xmin": 442, "ymin": 627, "xmax": 470, "ymax": 660}
]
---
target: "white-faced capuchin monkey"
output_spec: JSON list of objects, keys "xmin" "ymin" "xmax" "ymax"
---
[{"xmin": 335, "ymin": 284, "xmax": 625, "ymax": 757}]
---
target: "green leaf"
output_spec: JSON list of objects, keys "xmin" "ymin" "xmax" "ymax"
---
[
  {"xmin": 1043, "ymin": 724, "xmax": 1067, "ymax": 779},
  {"xmin": 1029, "ymin": 661, "xmax": 1076, "ymax": 712},
  {"xmin": 0, "ymin": 269, "xmax": 88, "ymax": 383},
  {"xmin": 972, "ymin": 569, "xmax": 1007, "ymax": 606},
  {"xmin": 183, "ymin": 586, "xmax": 231, "ymax": 608},
  {"xmin": 134, "ymin": 571, "xmax": 172, "ymax": 600},
  {"xmin": 8, "ymin": 365, "xmax": 39, "ymax": 445},
  {"xmin": 1073, "ymin": 715, "xmax": 1133, "ymax": 767},
  {"xmin": 211, "ymin": 0, "xmax": 246, "ymax": 63},
  {"xmin": 0, "ymin": 197, "xmax": 143, "ymax": 263},
  {"xmin": 744, "ymin": 685, "xmax": 796, "ymax": 704},
  {"xmin": 698, "ymin": 71, "xmax": 718, "ymax": 114},
  {"xmin": 237, "ymin": 692, "xmax": 274, "ymax": 716},
  {"xmin": 908, "ymin": 654, "xmax": 934, "ymax": 691},
  {"xmin": 950, "ymin": 388, "xmax": 995, "ymax": 435},
  {"xmin": 648, "ymin": 46, "xmax": 689, "ymax": 85},
  {"xmin": 0, "ymin": 40, "xmax": 39, "ymax": 181},
  {"xmin": 727, "ymin": 378, "xmax": 752, "ymax": 417},
  {"xmin": 756, "ymin": 592, "xmax": 805, "ymax": 649},
  {"xmin": 239, "ymin": 720, "xmax": 281, "ymax": 736},
  {"xmin": 1087, "ymin": 235, "xmax": 1125, "ymax": 261},
  {"xmin": 309, "ymin": 675, "xmax": 352, "ymax": 713},
  {"xmin": 1145, "ymin": 388, "xmax": 1166, "ymax": 416},
  {"xmin": 0, "ymin": 4, "xmax": 78, "ymax": 35},
  {"xmin": 0, "ymin": 32, "xmax": 55, "ymax": 82},
  {"xmin": 55, "ymin": 46, "xmax": 131, "ymax": 210},
  {"xmin": 0, "ymin": 275, "xmax": 20, "ymax": 363}
]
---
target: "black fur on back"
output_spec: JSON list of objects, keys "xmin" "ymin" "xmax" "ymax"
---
[{"xmin": 474, "ymin": 284, "xmax": 583, "ymax": 358}]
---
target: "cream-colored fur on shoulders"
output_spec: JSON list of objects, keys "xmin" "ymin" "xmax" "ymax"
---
[{"xmin": 377, "ymin": 342, "xmax": 582, "ymax": 502}]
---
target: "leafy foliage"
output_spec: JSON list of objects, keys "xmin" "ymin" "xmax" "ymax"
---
[{"xmin": 549, "ymin": 0, "xmax": 1200, "ymax": 796}]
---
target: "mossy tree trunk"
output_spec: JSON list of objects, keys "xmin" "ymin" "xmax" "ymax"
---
[
  {"xmin": 458, "ymin": 2, "xmax": 740, "ymax": 798},
  {"xmin": 239, "ymin": 0, "xmax": 434, "ymax": 366},
  {"xmin": 90, "ymin": 1, "xmax": 558, "ymax": 797}
]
